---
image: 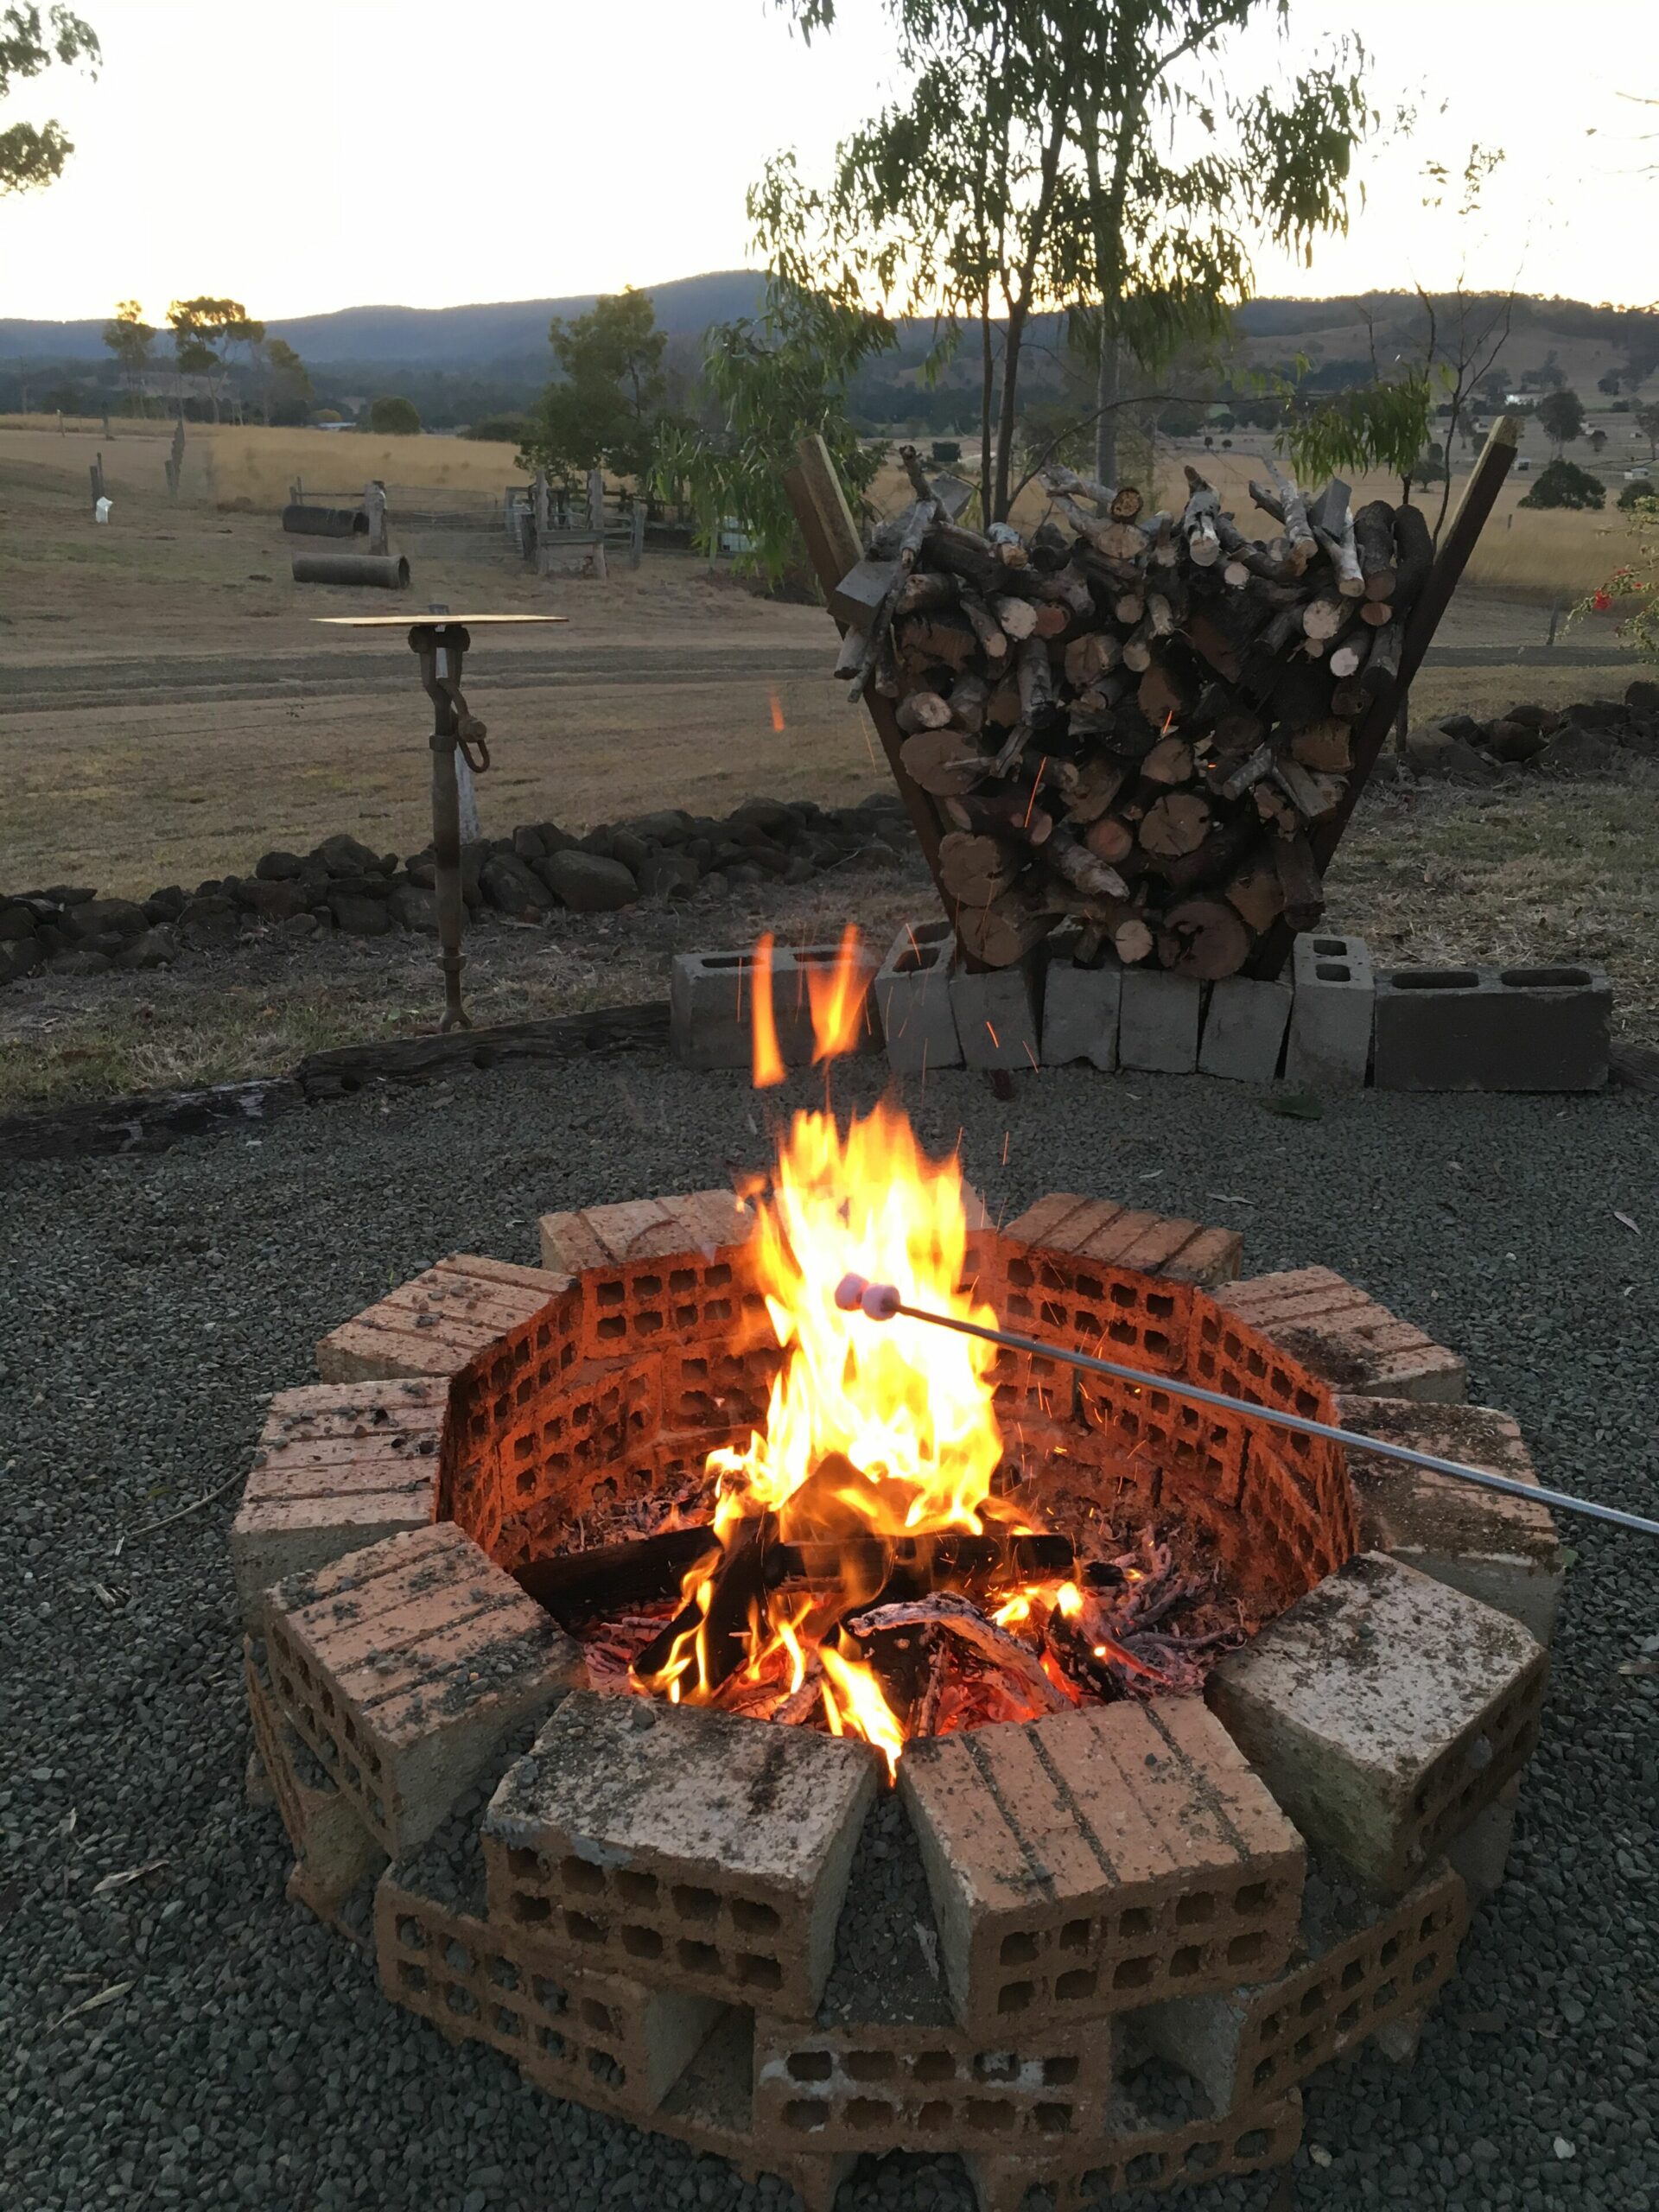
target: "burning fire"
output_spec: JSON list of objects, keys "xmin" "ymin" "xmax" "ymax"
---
[{"xmin": 631, "ymin": 929, "xmax": 1045, "ymax": 1775}]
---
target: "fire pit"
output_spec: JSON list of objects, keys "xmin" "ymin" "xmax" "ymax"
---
[{"xmin": 235, "ymin": 1075, "xmax": 1560, "ymax": 2206}]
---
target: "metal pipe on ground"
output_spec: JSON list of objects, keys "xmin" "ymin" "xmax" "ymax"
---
[
  {"xmin": 291, "ymin": 553, "xmax": 410, "ymax": 589},
  {"xmin": 283, "ymin": 504, "xmax": 369, "ymax": 538}
]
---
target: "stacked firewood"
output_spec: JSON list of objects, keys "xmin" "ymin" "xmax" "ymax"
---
[{"xmin": 830, "ymin": 451, "xmax": 1432, "ymax": 974}]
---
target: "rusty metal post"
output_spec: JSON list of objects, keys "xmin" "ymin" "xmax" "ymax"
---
[{"xmin": 412, "ymin": 622, "xmax": 474, "ymax": 1031}]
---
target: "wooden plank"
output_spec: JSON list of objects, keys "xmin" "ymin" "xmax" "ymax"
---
[
  {"xmin": 1247, "ymin": 417, "xmax": 1522, "ymax": 980},
  {"xmin": 784, "ymin": 435, "xmax": 963, "ymax": 955}
]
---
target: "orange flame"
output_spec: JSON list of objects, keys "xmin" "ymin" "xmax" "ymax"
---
[
  {"xmin": 806, "ymin": 927, "xmax": 871, "ymax": 1064},
  {"xmin": 751, "ymin": 933, "xmax": 785, "ymax": 1089},
  {"xmin": 636, "ymin": 934, "xmax": 1009, "ymax": 1777},
  {"xmin": 769, "ymin": 690, "xmax": 787, "ymax": 733}
]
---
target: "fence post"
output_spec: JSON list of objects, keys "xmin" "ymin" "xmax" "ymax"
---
[
  {"xmin": 630, "ymin": 504, "xmax": 645, "ymax": 570},
  {"xmin": 363, "ymin": 480, "xmax": 389, "ymax": 556}
]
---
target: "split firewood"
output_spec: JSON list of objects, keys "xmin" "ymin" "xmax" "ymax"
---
[
  {"xmin": 894, "ymin": 690, "xmax": 954, "ymax": 734},
  {"xmin": 944, "ymin": 784, "xmax": 1054, "ymax": 846},
  {"xmin": 1147, "ymin": 511, "xmax": 1179, "ymax": 568},
  {"xmin": 1213, "ymin": 742, "xmax": 1276, "ymax": 800},
  {"xmin": 1327, "ymin": 630, "xmax": 1367, "ymax": 680},
  {"xmin": 1030, "ymin": 601, "xmax": 1071, "ymax": 639},
  {"xmin": 1223, "ymin": 853, "xmax": 1287, "ymax": 933},
  {"xmin": 1270, "ymin": 759, "xmax": 1339, "ymax": 822},
  {"xmin": 1122, "ymin": 618, "xmax": 1154, "ymax": 672},
  {"xmin": 986, "ymin": 521, "xmax": 1030, "ymax": 566},
  {"xmin": 953, "ymin": 888, "xmax": 1054, "ymax": 966},
  {"xmin": 897, "ymin": 570, "xmax": 961, "ymax": 617},
  {"xmin": 833, "ymin": 624, "xmax": 869, "ymax": 683},
  {"xmin": 939, "ymin": 830, "xmax": 1021, "ymax": 906},
  {"xmin": 896, "ymin": 612, "xmax": 978, "ymax": 670},
  {"xmin": 899, "ymin": 728, "xmax": 988, "ymax": 796},
  {"xmin": 1114, "ymin": 588, "xmax": 1147, "ymax": 626},
  {"xmin": 1392, "ymin": 500, "xmax": 1433, "ymax": 615},
  {"xmin": 1141, "ymin": 734, "xmax": 1195, "ymax": 785},
  {"xmin": 1273, "ymin": 833, "xmax": 1325, "ymax": 928},
  {"xmin": 1139, "ymin": 791, "xmax": 1213, "ymax": 859},
  {"xmin": 1249, "ymin": 468, "xmax": 1317, "ymax": 574},
  {"xmin": 1301, "ymin": 589, "xmax": 1348, "ymax": 642},
  {"xmin": 1354, "ymin": 500, "xmax": 1398, "ymax": 602},
  {"xmin": 1065, "ymin": 631, "xmax": 1121, "ymax": 690},
  {"xmin": 959, "ymin": 592, "xmax": 1009, "ymax": 660},
  {"xmin": 1179, "ymin": 477, "xmax": 1224, "ymax": 568},
  {"xmin": 1361, "ymin": 620, "xmax": 1403, "ymax": 702},
  {"xmin": 848, "ymin": 498, "xmax": 935, "ymax": 702},
  {"xmin": 1358, "ymin": 600, "xmax": 1395, "ymax": 628},
  {"xmin": 1288, "ymin": 719, "xmax": 1354, "ymax": 772},
  {"xmin": 991, "ymin": 593, "xmax": 1040, "ymax": 641},
  {"xmin": 1064, "ymin": 755, "xmax": 1129, "ymax": 824},
  {"xmin": 1159, "ymin": 896, "xmax": 1253, "ymax": 979},
  {"xmin": 1044, "ymin": 822, "xmax": 1130, "ymax": 901},
  {"xmin": 950, "ymin": 671, "xmax": 991, "ymax": 734}
]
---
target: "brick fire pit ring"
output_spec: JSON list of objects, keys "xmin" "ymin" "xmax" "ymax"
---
[{"xmin": 234, "ymin": 1191, "xmax": 1564, "ymax": 2210}]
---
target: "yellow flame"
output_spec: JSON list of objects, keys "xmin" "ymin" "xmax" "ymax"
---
[
  {"xmin": 806, "ymin": 926, "xmax": 871, "ymax": 1064},
  {"xmin": 820, "ymin": 1643, "xmax": 907, "ymax": 1781},
  {"xmin": 751, "ymin": 933, "xmax": 785, "ymax": 1089}
]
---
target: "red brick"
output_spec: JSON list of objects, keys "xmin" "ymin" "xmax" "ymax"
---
[
  {"xmin": 1217, "ymin": 1268, "xmax": 1466, "ymax": 1402},
  {"xmin": 1207, "ymin": 1554, "xmax": 1548, "ymax": 1893},
  {"xmin": 483, "ymin": 1692, "xmax": 879, "ymax": 2019},
  {"xmin": 899, "ymin": 1700, "xmax": 1304, "ymax": 2036},
  {"xmin": 264, "ymin": 1522, "xmax": 584, "ymax": 1856},
  {"xmin": 316, "ymin": 1255, "xmax": 572, "ymax": 1384},
  {"xmin": 1000, "ymin": 1193, "xmax": 1243, "ymax": 1287},
  {"xmin": 965, "ymin": 2089, "xmax": 1302, "ymax": 2210},
  {"xmin": 232, "ymin": 1379, "xmax": 444, "ymax": 1626},
  {"xmin": 1337, "ymin": 1395, "xmax": 1565, "ymax": 1644},
  {"xmin": 539, "ymin": 1188, "xmax": 756, "ymax": 1274},
  {"xmin": 245, "ymin": 1637, "xmax": 383, "ymax": 1921},
  {"xmin": 1135, "ymin": 1860, "xmax": 1469, "ymax": 2110}
]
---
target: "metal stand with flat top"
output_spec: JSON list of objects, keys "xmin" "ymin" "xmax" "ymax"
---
[{"xmin": 315, "ymin": 613, "xmax": 568, "ymax": 1030}]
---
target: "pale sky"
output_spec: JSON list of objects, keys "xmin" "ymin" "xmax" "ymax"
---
[{"xmin": 2, "ymin": 0, "xmax": 1655, "ymax": 325}]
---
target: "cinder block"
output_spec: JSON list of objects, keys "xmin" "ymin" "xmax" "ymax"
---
[
  {"xmin": 1042, "ymin": 960, "xmax": 1122, "ymax": 1071},
  {"xmin": 264, "ymin": 1522, "xmax": 585, "ymax": 1857},
  {"xmin": 538, "ymin": 1187, "xmax": 754, "ymax": 1274},
  {"xmin": 875, "ymin": 919, "xmax": 963, "ymax": 1074},
  {"xmin": 1338, "ymin": 1395, "xmax": 1566, "ymax": 1644},
  {"xmin": 950, "ymin": 958, "xmax": 1042, "ymax": 1072},
  {"xmin": 1207, "ymin": 1553, "xmax": 1548, "ymax": 1894},
  {"xmin": 1216, "ymin": 1267, "xmax": 1467, "ymax": 1402},
  {"xmin": 245, "ymin": 1637, "xmax": 384, "ymax": 1916},
  {"xmin": 482, "ymin": 1692, "xmax": 879, "ymax": 2018},
  {"xmin": 232, "ymin": 1378, "xmax": 445, "ymax": 1628},
  {"xmin": 1373, "ymin": 963, "xmax": 1611, "ymax": 1091},
  {"xmin": 753, "ymin": 2012, "xmax": 1113, "ymax": 2157},
  {"xmin": 1283, "ymin": 932, "xmax": 1374, "ymax": 1090},
  {"xmin": 1118, "ymin": 970, "xmax": 1203, "ymax": 1074},
  {"xmin": 899, "ymin": 1700, "xmax": 1304, "ymax": 2037},
  {"xmin": 1198, "ymin": 976, "xmax": 1292, "ymax": 1084},
  {"xmin": 669, "ymin": 943, "xmax": 881, "ymax": 1071},
  {"xmin": 1134, "ymin": 1859, "xmax": 1469, "ymax": 2112},
  {"xmin": 1444, "ymin": 1776, "xmax": 1521, "ymax": 1901},
  {"xmin": 316, "ymin": 1254, "xmax": 569, "ymax": 1384}
]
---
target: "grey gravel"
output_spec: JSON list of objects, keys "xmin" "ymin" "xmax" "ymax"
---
[{"xmin": 1, "ymin": 1054, "xmax": 1655, "ymax": 2212}]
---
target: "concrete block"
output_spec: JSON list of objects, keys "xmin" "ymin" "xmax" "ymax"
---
[
  {"xmin": 670, "ymin": 943, "xmax": 880, "ymax": 1071},
  {"xmin": 1041, "ymin": 960, "xmax": 1122, "ymax": 1070},
  {"xmin": 1198, "ymin": 976, "xmax": 1292, "ymax": 1084},
  {"xmin": 1134, "ymin": 1861, "xmax": 1468, "ymax": 2112},
  {"xmin": 1373, "ymin": 963, "xmax": 1610, "ymax": 1091},
  {"xmin": 231, "ymin": 1378, "xmax": 445, "ymax": 1628},
  {"xmin": 899, "ymin": 1700, "xmax": 1303, "ymax": 2036},
  {"xmin": 1338, "ymin": 1395, "xmax": 1567, "ymax": 1645},
  {"xmin": 950, "ymin": 958, "xmax": 1042, "ymax": 1071},
  {"xmin": 264, "ymin": 1522, "xmax": 586, "ymax": 1857},
  {"xmin": 1206, "ymin": 1553, "xmax": 1548, "ymax": 1894},
  {"xmin": 1444, "ymin": 1777, "xmax": 1521, "ymax": 1901},
  {"xmin": 1283, "ymin": 932, "xmax": 1374, "ymax": 1090},
  {"xmin": 875, "ymin": 919, "xmax": 963, "ymax": 1074},
  {"xmin": 316, "ymin": 1254, "xmax": 568, "ymax": 1385},
  {"xmin": 482, "ymin": 1691, "xmax": 879, "ymax": 2018},
  {"xmin": 1118, "ymin": 970, "xmax": 1203, "ymax": 1074},
  {"xmin": 1217, "ymin": 1268, "xmax": 1467, "ymax": 1402}
]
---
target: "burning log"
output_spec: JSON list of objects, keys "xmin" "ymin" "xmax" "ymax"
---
[{"xmin": 822, "ymin": 458, "xmax": 1433, "ymax": 973}]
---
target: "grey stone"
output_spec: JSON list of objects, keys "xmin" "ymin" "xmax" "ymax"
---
[
  {"xmin": 1627, "ymin": 677, "xmax": 1659, "ymax": 715},
  {"xmin": 1198, "ymin": 976, "xmax": 1292, "ymax": 1084},
  {"xmin": 116, "ymin": 925, "xmax": 181, "ymax": 970},
  {"xmin": 255, "ymin": 850, "xmax": 305, "ymax": 881},
  {"xmin": 1284, "ymin": 932, "xmax": 1375, "ymax": 1090},
  {"xmin": 1041, "ymin": 959, "xmax": 1122, "ymax": 1071},
  {"xmin": 404, "ymin": 852, "xmax": 436, "ymax": 890},
  {"xmin": 0, "ymin": 935, "xmax": 41, "ymax": 984},
  {"xmin": 41, "ymin": 883, "xmax": 95, "ymax": 906},
  {"xmin": 1408, "ymin": 728, "xmax": 1501, "ymax": 784},
  {"xmin": 0, "ymin": 904, "xmax": 36, "ymax": 943},
  {"xmin": 67, "ymin": 898, "xmax": 149, "ymax": 943},
  {"xmin": 178, "ymin": 895, "xmax": 242, "ymax": 946},
  {"xmin": 48, "ymin": 948, "xmax": 113, "ymax": 975},
  {"xmin": 275, "ymin": 912, "xmax": 320, "ymax": 941},
  {"xmin": 618, "ymin": 809, "xmax": 695, "ymax": 845},
  {"xmin": 532, "ymin": 820, "xmax": 577, "ymax": 855},
  {"xmin": 539, "ymin": 849, "xmax": 637, "ymax": 913},
  {"xmin": 315, "ymin": 832, "xmax": 385, "ymax": 878},
  {"xmin": 510, "ymin": 824, "xmax": 546, "ymax": 861},
  {"xmin": 609, "ymin": 830, "xmax": 650, "ymax": 873},
  {"xmin": 388, "ymin": 884, "xmax": 439, "ymax": 934},
  {"xmin": 236, "ymin": 879, "xmax": 307, "ymax": 922},
  {"xmin": 1372, "ymin": 964, "xmax": 1611, "ymax": 1092},
  {"xmin": 478, "ymin": 853, "xmax": 553, "ymax": 919},
  {"xmin": 329, "ymin": 893, "xmax": 391, "ymax": 936},
  {"xmin": 144, "ymin": 887, "xmax": 187, "ymax": 922},
  {"xmin": 1534, "ymin": 726, "xmax": 1623, "ymax": 777},
  {"xmin": 874, "ymin": 920, "xmax": 961, "ymax": 1075},
  {"xmin": 636, "ymin": 851, "xmax": 701, "ymax": 900},
  {"xmin": 1118, "ymin": 969, "xmax": 1203, "ymax": 1074},
  {"xmin": 459, "ymin": 842, "xmax": 487, "ymax": 907},
  {"xmin": 950, "ymin": 959, "xmax": 1041, "ymax": 1072}
]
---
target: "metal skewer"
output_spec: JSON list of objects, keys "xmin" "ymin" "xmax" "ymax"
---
[{"xmin": 834, "ymin": 1273, "xmax": 1659, "ymax": 1541}]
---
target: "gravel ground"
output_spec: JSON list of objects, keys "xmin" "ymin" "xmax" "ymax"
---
[{"xmin": 1, "ymin": 1055, "xmax": 1655, "ymax": 2212}]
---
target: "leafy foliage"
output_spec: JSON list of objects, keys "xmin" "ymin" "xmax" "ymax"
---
[
  {"xmin": 1571, "ymin": 493, "xmax": 1658, "ymax": 659},
  {"xmin": 1535, "ymin": 387, "xmax": 1585, "ymax": 451},
  {"xmin": 1518, "ymin": 458, "xmax": 1605, "ymax": 511},
  {"xmin": 366, "ymin": 394, "xmax": 421, "ymax": 435},
  {"xmin": 101, "ymin": 300, "xmax": 152, "ymax": 378},
  {"xmin": 462, "ymin": 413, "xmax": 531, "ymax": 443},
  {"xmin": 518, "ymin": 289, "xmax": 670, "ymax": 486},
  {"xmin": 1619, "ymin": 477, "xmax": 1656, "ymax": 511},
  {"xmin": 1282, "ymin": 372, "xmax": 1437, "ymax": 488},
  {"xmin": 651, "ymin": 277, "xmax": 891, "ymax": 588},
  {"xmin": 167, "ymin": 297, "xmax": 263, "ymax": 422},
  {"xmin": 1634, "ymin": 403, "xmax": 1659, "ymax": 462},
  {"xmin": 0, "ymin": 3, "xmax": 98, "ymax": 194}
]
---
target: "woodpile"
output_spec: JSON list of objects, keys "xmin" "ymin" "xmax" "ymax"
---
[{"xmin": 830, "ymin": 454, "xmax": 1431, "ymax": 976}]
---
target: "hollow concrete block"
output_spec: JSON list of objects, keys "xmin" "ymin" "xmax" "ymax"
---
[
  {"xmin": 1041, "ymin": 960, "xmax": 1122, "ymax": 1071},
  {"xmin": 1118, "ymin": 970, "xmax": 1203, "ymax": 1075},
  {"xmin": 1283, "ymin": 933, "xmax": 1374, "ymax": 1091},
  {"xmin": 950, "ymin": 958, "xmax": 1043, "ymax": 1072},
  {"xmin": 1372, "ymin": 963, "xmax": 1610, "ymax": 1092},
  {"xmin": 874, "ymin": 919, "xmax": 962, "ymax": 1075},
  {"xmin": 1198, "ymin": 976, "xmax": 1292, "ymax": 1084}
]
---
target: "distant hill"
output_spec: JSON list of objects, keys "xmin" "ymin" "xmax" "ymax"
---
[{"xmin": 0, "ymin": 270, "xmax": 767, "ymax": 375}]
